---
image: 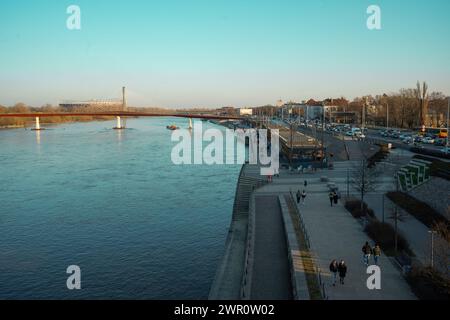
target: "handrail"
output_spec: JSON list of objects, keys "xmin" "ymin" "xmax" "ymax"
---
[
  {"xmin": 289, "ymin": 190, "xmax": 328, "ymax": 300},
  {"xmin": 232, "ymin": 164, "xmax": 246, "ymax": 216},
  {"xmin": 240, "ymin": 170, "xmax": 268, "ymax": 299},
  {"xmin": 240, "ymin": 194, "xmax": 256, "ymax": 299}
]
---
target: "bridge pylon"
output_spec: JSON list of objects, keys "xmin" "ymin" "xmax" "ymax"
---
[
  {"xmin": 31, "ymin": 117, "xmax": 45, "ymax": 131},
  {"xmin": 113, "ymin": 116, "xmax": 125, "ymax": 130}
]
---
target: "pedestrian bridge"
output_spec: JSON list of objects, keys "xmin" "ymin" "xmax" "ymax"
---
[{"xmin": 0, "ymin": 111, "xmax": 244, "ymax": 130}]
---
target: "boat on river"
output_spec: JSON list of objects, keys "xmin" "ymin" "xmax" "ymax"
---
[{"xmin": 166, "ymin": 125, "xmax": 179, "ymax": 131}]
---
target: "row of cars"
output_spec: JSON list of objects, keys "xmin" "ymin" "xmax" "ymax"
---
[{"xmin": 378, "ymin": 129, "xmax": 449, "ymax": 154}]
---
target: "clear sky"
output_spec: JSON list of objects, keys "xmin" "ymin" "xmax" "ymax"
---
[{"xmin": 0, "ymin": 0, "xmax": 449, "ymax": 108}]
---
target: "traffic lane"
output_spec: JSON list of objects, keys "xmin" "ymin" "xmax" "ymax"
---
[{"xmin": 365, "ymin": 134, "xmax": 442, "ymax": 152}]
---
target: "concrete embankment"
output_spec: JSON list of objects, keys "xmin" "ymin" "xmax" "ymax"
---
[{"xmin": 208, "ymin": 165, "xmax": 266, "ymax": 300}]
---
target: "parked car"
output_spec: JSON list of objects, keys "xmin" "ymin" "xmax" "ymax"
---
[
  {"xmin": 423, "ymin": 137, "xmax": 435, "ymax": 144},
  {"xmin": 434, "ymin": 139, "xmax": 446, "ymax": 146},
  {"xmin": 403, "ymin": 138, "xmax": 413, "ymax": 145}
]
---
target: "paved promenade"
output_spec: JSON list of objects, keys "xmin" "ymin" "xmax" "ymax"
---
[
  {"xmin": 293, "ymin": 180, "xmax": 416, "ymax": 300},
  {"xmin": 250, "ymin": 196, "xmax": 292, "ymax": 300},
  {"xmin": 255, "ymin": 167, "xmax": 417, "ymax": 300}
]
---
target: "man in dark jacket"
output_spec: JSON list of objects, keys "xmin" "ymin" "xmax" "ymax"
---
[
  {"xmin": 338, "ymin": 260, "xmax": 347, "ymax": 285},
  {"xmin": 333, "ymin": 191, "xmax": 339, "ymax": 205},
  {"xmin": 329, "ymin": 192, "xmax": 334, "ymax": 207},
  {"xmin": 373, "ymin": 244, "xmax": 381, "ymax": 265},
  {"xmin": 362, "ymin": 241, "xmax": 372, "ymax": 266},
  {"xmin": 329, "ymin": 260, "xmax": 338, "ymax": 286}
]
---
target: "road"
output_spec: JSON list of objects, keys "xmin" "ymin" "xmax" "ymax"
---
[{"xmin": 365, "ymin": 128, "xmax": 444, "ymax": 152}]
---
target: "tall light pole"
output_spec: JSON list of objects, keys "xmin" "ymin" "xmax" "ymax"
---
[
  {"xmin": 428, "ymin": 230, "xmax": 437, "ymax": 268},
  {"xmin": 362, "ymin": 97, "xmax": 367, "ymax": 132},
  {"xmin": 447, "ymin": 96, "xmax": 449, "ymax": 148},
  {"xmin": 383, "ymin": 100, "xmax": 389, "ymax": 131},
  {"xmin": 322, "ymin": 104, "xmax": 325, "ymax": 164},
  {"xmin": 382, "ymin": 93, "xmax": 389, "ymax": 131}
]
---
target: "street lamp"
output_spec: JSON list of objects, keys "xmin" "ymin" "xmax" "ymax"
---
[
  {"xmin": 428, "ymin": 230, "xmax": 437, "ymax": 268},
  {"xmin": 383, "ymin": 93, "xmax": 389, "ymax": 131},
  {"xmin": 446, "ymin": 96, "xmax": 449, "ymax": 148}
]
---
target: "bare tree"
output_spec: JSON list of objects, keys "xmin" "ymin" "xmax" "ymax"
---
[
  {"xmin": 416, "ymin": 81, "xmax": 429, "ymax": 127},
  {"xmin": 351, "ymin": 155, "xmax": 379, "ymax": 216},
  {"xmin": 387, "ymin": 177, "xmax": 410, "ymax": 254}
]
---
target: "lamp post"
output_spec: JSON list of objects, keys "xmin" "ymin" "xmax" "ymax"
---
[
  {"xmin": 428, "ymin": 230, "xmax": 437, "ymax": 268},
  {"xmin": 385, "ymin": 101, "xmax": 389, "ymax": 131},
  {"xmin": 447, "ymin": 96, "xmax": 449, "ymax": 148},
  {"xmin": 382, "ymin": 93, "xmax": 389, "ymax": 131},
  {"xmin": 322, "ymin": 104, "xmax": 325, "ymax": 163}
]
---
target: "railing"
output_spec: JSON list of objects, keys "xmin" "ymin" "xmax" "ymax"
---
[
  {"xmin": 289, "ymin": 190, "xmax": 328, "ymax": 300},
  {"xmin": 289, "ymin": 190, "xmax": 310, "ymax": 249},
  {"xmin": 240, "ymin": 167, "xmax": 269, "ymax": 299},
  {"xmin": 231, "ymin": 164, "xmax": 246, "ymax": 216},
  {"xmin": 240, "ymin": 195, "xmax": 256, "ymax": 299}
]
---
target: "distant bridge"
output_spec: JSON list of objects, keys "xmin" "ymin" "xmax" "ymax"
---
[
  {"xmin": 0, "ymin": 112, "xmax": 244, "ymax": 130},
  {"xmin": 0, "ymin": 112, "xmax": 243, "ymax": 120}
]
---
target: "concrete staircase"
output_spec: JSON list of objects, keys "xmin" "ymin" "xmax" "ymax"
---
[{"xmin": 232, "ymin": 165, "xmax": 266, "ymax": 221}]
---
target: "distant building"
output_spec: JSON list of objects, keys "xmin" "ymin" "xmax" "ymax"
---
[
  {"xmin": 239, "ymin": 108, "xmax": 253, "ymax": 116},
  {"xmin": 59, "ymin": 99, "xmax": 123, "ymax": 111},
  {"xmin": 217, "ymin": 106, "xmax": 238, "ymax": 116}
]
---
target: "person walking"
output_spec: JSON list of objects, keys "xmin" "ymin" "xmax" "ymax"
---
[
  {"xmin": 329, "ymin": 260, "xmax": 339, "ymax": 286},
  {"xmin": 296, "ymin": 190, "xmax": 301, "ymax": 204},
  {"xmin": 304, "ymin": 180, "xmax": 308, "ymax": 188},
  {"xmin": 333, "ymin": 191, "xmax": 339, "ymax": 205},
  {"xmin": 338, "ymin": 260, "xmax": 347, "ymax": 285},
  {"xmin": 329, "ymin": 192, "xmax": 334, "ymax": 207},
  {"xmin": 362, "ymin": 241, "xmax": 372, "ymax": 266},
  {"xmin": 301, "ymin": 190, "xmax": 307, "ymax": 204},
  {"xmin": 373, "ymin": 244, "xmax": 381, "ymax": 265}
]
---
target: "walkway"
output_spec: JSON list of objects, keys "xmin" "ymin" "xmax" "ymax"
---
[
  {"xmin": 250, "ymin": 196, "xmax": 293, "ymax": 300},
  {"xmin": 295, "ymin": 180, "xmax": 416, "ymax": 300}
]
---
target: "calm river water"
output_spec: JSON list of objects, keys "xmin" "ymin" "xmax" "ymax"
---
[{"xmin": 0, "ymin": 118, "xmax": 241, "ymax": 299}]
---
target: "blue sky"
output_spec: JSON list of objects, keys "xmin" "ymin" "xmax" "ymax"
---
[{"xmin": 0, "ymin": 0, "xmax": 449, "ymax": 108}]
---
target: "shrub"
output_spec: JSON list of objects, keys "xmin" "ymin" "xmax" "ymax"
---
[
  {"xmin": 364, "ymin": 220, "xmax": 413, "ymax": 256},
  {"xmin": 367, "ymin": 147, "xmax": 389, "ymax": 168},
  {"xmin": 406, "ymin": 267, "xmax": 450, "ymax": 300},
  {"xmin": 344, "ymin": 199, "xmax": 375, "ymax": 219}
]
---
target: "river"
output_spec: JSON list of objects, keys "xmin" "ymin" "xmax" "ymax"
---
[{"xmin": 0, "ymin": 118, "xmax": 241, "ymax": 299}]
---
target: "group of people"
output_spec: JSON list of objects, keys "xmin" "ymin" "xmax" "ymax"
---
[
  {"xmin": 296, "ymin": 180, "xmax": 308, "ymax": 204},
  {"xmin": 329, "ymin": 260, "xmax": 347, "ymax": 286},
  {"xmin": 362, "ymin": 241, "xmax": 382, "ymax": 266},
  {"xmin": 328, "ymin": 242, "xmax": 382, "ymax": 288},
  {"xmin": 328, "ymin": 191, "xmax": 339, "ymax": 207}
]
